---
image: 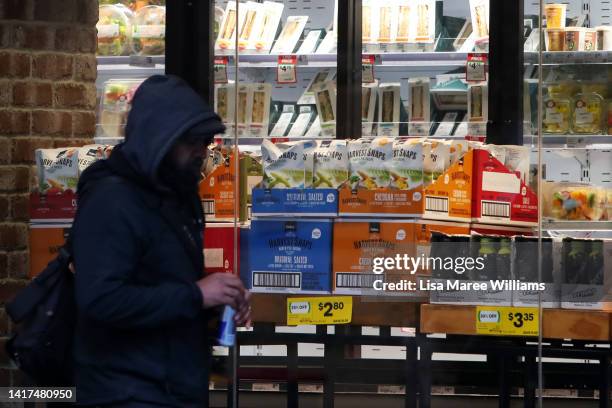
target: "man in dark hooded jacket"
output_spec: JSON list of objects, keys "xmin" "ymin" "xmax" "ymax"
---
[{"xmin": 72, "ymin": 75, "xmax": 251, "ymax": 407}]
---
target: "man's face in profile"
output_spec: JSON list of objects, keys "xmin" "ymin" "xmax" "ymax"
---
[{"xmin": 160, "ymin": 136, "xmax": 210, "ymax": 192}]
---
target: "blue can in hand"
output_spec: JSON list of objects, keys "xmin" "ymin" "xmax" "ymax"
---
[{"xmin": 217, "ymin": 305, "xmax": 236, "ymax": 347}]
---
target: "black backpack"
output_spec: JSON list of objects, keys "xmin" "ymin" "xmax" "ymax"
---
[
  {"xmin": 5, "ymin": 175, "xmax": 206, "ymax": 387},
  {"xmin": 5, "ymin": 242, "xmax": 76, "ymax": 386}
]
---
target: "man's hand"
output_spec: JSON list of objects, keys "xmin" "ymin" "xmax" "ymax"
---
[
  {"xmin": 196, "ymin": 273, "xmax": 246, "ymax": 309},
  {"xmin": 234, "ymin": 289, "xmax": 252, "ymax": 329}
]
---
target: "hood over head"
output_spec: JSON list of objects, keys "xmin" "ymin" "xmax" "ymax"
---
[{"xmin": 78, "ymin": 75, "xmax": 225, "ymax": 196}]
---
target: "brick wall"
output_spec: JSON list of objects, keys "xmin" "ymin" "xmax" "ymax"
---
[{"xmin": 0, "ymin": 0, "xmax": 98, "ymax": 385}]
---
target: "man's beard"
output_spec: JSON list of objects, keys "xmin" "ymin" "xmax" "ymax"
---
[{"xmin": 159, "ymin": 156, "xmax": 204, "ymax": 196}]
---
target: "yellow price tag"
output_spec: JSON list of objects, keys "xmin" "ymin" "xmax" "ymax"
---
[
  {"xmin": 476, "ymin": 306, "xmax": 539, "ymax": 337},
  {"xmin": 287, "ymin": 296, "xmax": 352, "ymax": 326}
]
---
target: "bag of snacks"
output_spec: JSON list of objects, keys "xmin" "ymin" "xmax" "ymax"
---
[
  {"xmin": 78, "ymin": 145, "xmax": 112, "ymax": 175},
  {"xmin": 390, "ymin": 138, "xmax": 423, "ymax": 190},
  {"xmin": 423, "ymin": 140, "xmax": 450, "ymax": 185},
  {"xmin": 35, "ymin": 148, "xmax": 79, "ymax": 194},
  {"xmin": 261, "ymin": 140, "xmax": 315, "ymax": 189},
  {"xmin": 313, "ymin": 140, "xmax": 349, "ymax": 188},
  {"xmin": 348, "ymin": 137, "xmax": 392, "ymax": 190}
]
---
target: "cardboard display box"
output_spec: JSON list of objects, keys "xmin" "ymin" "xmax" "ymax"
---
[
  {"xmin": 246, "ymin": 219, "xmax": 332, "ymax": 294},
  {"xmin": 200, "ymin": 150, "xmax": 238, "ymax": 222},
  {"xmin": 30, "ymin": 191, "xmax": 77, "ymax": 223},
  {"xmin": 251, "ymin": 188, "xmax": 338, "ymax": 217},
  {"xmin": 29, "ymin": 224, "xmax": 71, "ymax": 278},
  {"xmin": 512, "ymin": 236, "xmax": 562, "ymax": 308},
  {"xmin": 471, "ymin": 149, "xmax": 538, "ymax": 226},
  {"xmin": 203, "ymin": 223, "xmax": 239, "ymax": 275},
  {"xmin": 332, "ymin": 219, "xmax": 420, "ymax": 297},
  {"xmin": 338, "ymin": 186, "xmax": 423, "ymax": 217},
  {"xmin": 561, "ymin": 238, "xmax": 612, "ymax": 310},
  {"xmin": 423, "ymin": 148, "xmax": 538, "ymax": 226},
  {"xmin": 423, "ymin": 149, "xmax": 474, "ymax": 222}
]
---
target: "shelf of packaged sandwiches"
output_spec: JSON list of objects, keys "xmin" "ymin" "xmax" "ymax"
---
[
  {"xmin": 250, "ymin": 293, "xmax": 419, "ymax": 327},
  {"xmin": 218, "ymin": 53, "xmax": 337, "ymax": 69},
  {"xmin": 217, "ymin": 52, "xmax": 473, "ymax": 69},
  {"xmin": 525, "ymin": 51, "xmax": 612, "ymax": 65},
  {"xmin": 542, "ymin": 220, "xmax": 612, "ymax": 231},
  {"xmin": 420, "ymin": 304, "xmax": 611, "ymax": 341}
]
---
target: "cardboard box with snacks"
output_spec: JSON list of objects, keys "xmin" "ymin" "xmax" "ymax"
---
[
  {"xmin": 246, "ymin": 218, "xmax": 333, "ymax": 294},
  {"xmin": 332, "ymin": 219, "xmax": 419, "ymax": 296}
]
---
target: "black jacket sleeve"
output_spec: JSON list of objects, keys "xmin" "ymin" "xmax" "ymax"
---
[{"xmin": 73, "ymin": 183, "xmax": 204, "ymax": 329}]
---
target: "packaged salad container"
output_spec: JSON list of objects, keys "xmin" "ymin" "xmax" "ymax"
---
[
  {"xmin": 132, "ymin": 5, "xmax": 166, "ymax": 55},
  {"xmin": 97, "ymin": 5, "xmax": 133, "ymax": 56},
  {"xmin": 545, "ymin": 183, "xmax": 607, "ymax": 221},
  {"xmin": 543, "ymin": 93, "xmax": 571, "ymax": 134},
  {"xmin": 571, "ymin": 92, "xmax": 604, "ymax": 134}
]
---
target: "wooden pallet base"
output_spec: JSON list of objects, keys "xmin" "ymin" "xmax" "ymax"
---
[
  {"xmin": 251, "ymin": 294, "xmax": 419, "ymax": 327},
  {"xmin": 420, "ymin": 304, "xmax": 611, "ymax": 341}
]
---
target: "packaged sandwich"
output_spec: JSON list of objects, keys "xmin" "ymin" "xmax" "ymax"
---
[
  {"xmin": 214, "ymin": 82, "xmax": 235, "ymax": 133},
  {"xmin": 376, "ymin": 2, "xmax": 397, "ymax": 43},
  {"xmin": 261, "ymin": 140, "xmax": 316, "ymax": 189},
  {"xmin": 237, "ymin": 2, "xmax": 263, "ymax": 50},
  {"xmin": 390, "ymin": 138, "xmax": 423, "ymax": 190},
  {"xmin": 269, "ymin": 104, "xmax": 296, "ymax": 138},
  {"xmin": 348, "ymin": 137, "xmax": 392, "ymax": 190},
  {"xmin": 362, "ymin": 0, "xmax": 373, "ymax": 43},
  {"xmin": 216, "ymin": 1, "xmax": 238, "ymax": 50},
  {"xmin": 298, "ymin": 69, "xmax": 335, "ymax": 105},
  {"xmin": 314, "ymin": 140, "xmax": 349, "ymax": 189},
  {"xmin": 469, "ymin": 0, "xmax": 489, "ymax": 39},
  {"xmin": 313, "ymin": 80, "xmax": 337, "ymax": 137},
  {"xmin": 396, "ymin": 0, "xmax": 412, "ymax": 43},
  {"xmin": 362, "ymin": 82, "xmax": 377, "ymax": 136},
  {"xmin": 408, "ymin": 77, "xmax": 431, "ymax": 136},
  {"xmin": 423, "ymin": 140, "xmax": 450, "ymax": 185},
  {"xmin": 249, "ymin": 83, "xmax": 272, "ymax": 137},
  {"xmin": 287, "ymin": 106, "xmax": 315, "ymax": 138},
  {"xmin": 132, "ymin": 5, "xmax": 165, "ymax": 55},
  {"xmin": 251, "ymin": 1, "xmax": 284, "ymax": 52},
  {"xmin": 271, "ymin": 15, "xmax": 308, "ymax": 54},
  {"xmin": 36, "ymin": 148, "xmax": 79, "ymax": 194},
  {"xmin": 378, "ymin": 83, "xmax": 401, "ymax": 137},
  {"xmin": 414, "ymin": 0, "xmax": 435, "ymax": 43}
]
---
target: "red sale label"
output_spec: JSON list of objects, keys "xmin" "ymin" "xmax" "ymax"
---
[
  {"xmin": 466, "ymin": 53, "xmax": 487, "ymax": 82},
  {"xmin": 277, "ymin": 55, "xmax": 298, "ymax": 84},
  {"xmin": 214, "ymin": 57, "xmax": 228, "ymax": 84},
  {"xmin": 362, "ymin": 54, "xmax": 375, "ymax": 83}
]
